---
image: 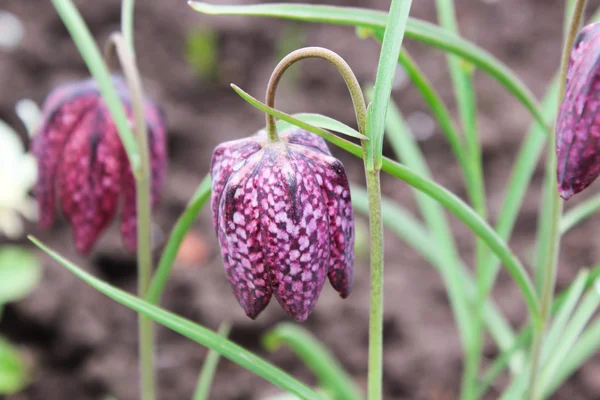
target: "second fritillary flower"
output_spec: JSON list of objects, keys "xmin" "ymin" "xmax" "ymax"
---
[
  {"xmin": 556, "ymin": 22, "xmax": 600, "ymax": 199},
  {"xmin": 32, "ymin": 76, "xmax": 167, "ymax": 253},
  {"xmin": 211, "ymin": 129, "xmax": 354, "ymax": 321}
]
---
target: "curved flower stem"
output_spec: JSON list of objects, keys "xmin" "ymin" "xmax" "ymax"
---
[
  {"xmin": 105, "ymin": 33, "xmax": 155, "ymax": 400},
  {"xmin": 528, "ymin": 1, "xmax": 586, "ymax": 398},
  {"xmin": 265, "ymin": 47, "xmax": 367, "ymax": 140},
  {"xmin": 264, "ymin": 47, "xmax": 386, "ymax": 397},
  {"xmin": 121, "ymin": 0, "xmax": 135, "ymax": 57}
]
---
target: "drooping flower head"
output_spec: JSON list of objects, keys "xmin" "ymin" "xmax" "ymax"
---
[
  {"xmin": 32, "ymin": 76, "xmax": 167, "ymax": 253},
  {"xmin": 211, "ymin": 128, "xmax": 354, "ymax": 321},
  {"xmin": 556, "ymin": 22, "xmax": 600, "ymax": 199}
]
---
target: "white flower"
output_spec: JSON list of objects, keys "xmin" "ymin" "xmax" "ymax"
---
[{"xmin": 0, "ymin": 102, "xmax": 41, "ymax": 239}]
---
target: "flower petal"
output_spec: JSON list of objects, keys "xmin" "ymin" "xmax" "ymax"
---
[
  {"xmin": 210, "ymin": 138, "xmax": 263, "ymax": 232},
  {"xmin": 218, "ymin": 150, "xmax": 271, "ymax": 319},
  {"xmin": 290, "ymin": 145, "xmax": 354, "ymax": 298},
  {"xmin": 34, "ymin": 93, "xmax": 99, "ymax": 228},
  {"xmin": 260, "ymin": 149, "xmax": 330, "ymax": 322},
  {"xmin": 281, "ymin": 128, "xmax": 331, "ymax": 155},
  {"xmin": 56, "ymin": 106, "xmax": 123, "ymax": 253},
  {"xmin": 557, "ymin": 22, "xmax": 600, "ymax": 199}
]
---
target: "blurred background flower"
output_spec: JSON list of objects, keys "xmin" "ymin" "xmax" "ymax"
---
[{"xmin": 0, "ymin": 104, "xmax": 40, "ymax": 239}]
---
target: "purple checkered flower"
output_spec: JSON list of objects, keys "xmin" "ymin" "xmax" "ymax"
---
[
  {"xmin": 210, "ymin": 128, "xmax": 354, "ymax": 321},
  {"xmin": 557, "ymin": 22, "xmax": 600, "ymax": 200},
  {"xmin": 32, "ymin": 76, "xmax": 167, "ymax": 253}
]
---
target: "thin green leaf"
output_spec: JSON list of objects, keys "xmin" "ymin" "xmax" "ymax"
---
[
  {"xmin": 482, "ymin": 78, "xmax": 559, "ymax": 290},
  {"xmin": 0, "ymin": 247, "xmax": 41, "ymax": 305},
  {"xmin": 147, "ymin": 176, "xmax": 211, "ymax": 305},
  {"xmin": 367, "ymin": 0, "xmax": 412, "ymax": 170},
  {"xmin": 351, "ymin": 187, "xmax": 518, "ymax": 365},
  {"xmin": 540, "ymin": 281, "xmax": 600, "ymax": 391},
  {"xmin": 188, "ymin": 2, "xmax": 547, "ymax": 130},
  {"xmin": 49, "ymin": 0, "xmax": 140, "ymax": 172},
  {"xmin": 264, "ymin": 323, "xmax": 362, "ymax": 400},
  {"xmin": 193, "ymin": 322, "xmax": 231, "ymax": 400},
  {"xmin": 502, "ymin": 280, "xmax": 600, "ymax": 399},
  {"xmin": 28, "ymin": 236, "xmax": 323, "ymax": 400},
  {"xmin": 542, "ymin": 269, "xmax": 589, "ymax": 363},
  {"xmin": 278, "ymin": 113, "xmax": 367, "ymax": 140},
  {"xmin": 545, "ymin": 315, "xmax": 600, "ymax": 396},
  {"xmin": 560, "ymin": 193, "xmax": 600, "ymax": 234},
  {"xmin": 477, "ymin": 328, "xmax": 532, "ymax": 398},
  {"xmin": 232, "ymin": 84, "xmax": 541, "ymax": 320},
  {"xmin": 478, "ymin": 266, "xmax": 600, "ymax": 396},
  {"xmin": 0, "ymin": 337, "xmax": 28, "ymax": 394},
  {"xmin": 380, "ymin": 97, "xmax": 472, "ymax": 350},
  {"xmin": 393, "ymin": 50, "xmax": 466, "ymax": 178}
]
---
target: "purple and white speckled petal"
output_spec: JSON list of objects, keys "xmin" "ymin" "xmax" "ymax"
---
[
  {"xmin": 259, "ymin": 148, "xmax": 330, "ymax": 321},
  {"xmin": 210, "ymin": 138, "xmax": 263, "ymax": 232},
  {"xmin": 557, "ymin": 22, "xmax": 600, "ymax": 199},
  {"xmin": 56, "ymin": 107, "xmax": 123, "ymax": 254},
  {"xmin": 218, "ymin": 150, "xmax": 272, "ymax": 319},
  {"xmin": 33, "ymin": 94, "xmax": 99, "ymax": 229},
  {"xmin": 290, "ymin": 145, "xmax": 354, "ymax": 298},
  {"xmin": 281, "ymin": 128, "xmax": 331, "ymax": 156}
]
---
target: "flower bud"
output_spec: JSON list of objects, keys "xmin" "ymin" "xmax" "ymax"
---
[
  {"xmin": 210, "ymin": 129, "xmax": 354, "ymax": 321},
  {"xmin": 556, "ymin": 22, "xmax": 600, "ymax": 199},
  {"xmin": 32, "ymin": 76, "xmax": 167, "ymax": 253}
]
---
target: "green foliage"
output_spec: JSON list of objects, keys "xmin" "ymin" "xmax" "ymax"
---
[
  {"xmin": 0, "ymin": 246, "xmax": 41, "ymax": 395},
  {"xmin": 185, "ymin": 27, "xmax": 218, "ymax": 79},
  {"xmin": 37, "ymin": 0, "xmax": 600, "ymax": 399},
  {"xmin": 0, "ymin": 337, "xmax": 29, "ymax": 394}
]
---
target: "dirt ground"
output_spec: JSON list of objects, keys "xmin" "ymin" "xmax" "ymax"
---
[{"xmin": 2, "ymin": 0, "xmax": 600, "ymax": 399}]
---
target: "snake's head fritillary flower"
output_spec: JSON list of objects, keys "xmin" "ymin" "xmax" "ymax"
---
[
  {"xmin": 210, "ymin": 128, "xmax": 354, "ymax": 321},
  {"xmin": 556, "ymin": 22, "xmax": 600, "ymax": 200},
  {"xmin": 32, "ymin": 76, "xmax": 167, "ymax": 253}
]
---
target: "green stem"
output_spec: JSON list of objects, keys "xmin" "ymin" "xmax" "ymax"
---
[
  {"xmin": 106, "ymin": 33, "xmax": 155, "ymax": 400},
  {"xmin": 262, "ymin": 46, "xmax": 379, "ymax": 398},
  {"xmin": 528, "ymin": 1, "xmax": 586, "ymax": 398},
  {"xmin": 193, "ymin": 322, "xmax": 231, "ymax": 400},
  {"xmin": 121, "ymin": 0, "xmax": 135, "ymax": 57},
  {"xmin": 264, "ymin": 46, "xmax": 367, "ymax": 140},
  {"xmin": 366, "ymin": 169, "xmax": 384, "ymax": 400}
]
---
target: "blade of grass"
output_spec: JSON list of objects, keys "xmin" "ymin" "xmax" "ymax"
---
[
  {"xmin": 28, "ymin": 237, "xmax": 324, "ymax": 400},
  {"xmin": 232, "ymin": 83, "xmax": 541, "ymax": 320},
  {"xmin": 351, "ymin": 187, "xmax": 517, "ymax": 364},
  {"xmin": 502, "ymin": 277, "xmax": 599, "ymax": 399},
  {"xmin": 189, "ymin": 2, "xmax": 547, "ymax": 131},
  {"xmin": 263, "ymin": 323, "xmax": 362, "ymax": 400},
  {"xmin": 193, "ymin": 322, "xmax": 231, "ymax": 400},
  {"xmin": 540, "ymin": 279, "xmax": 600, "ymax": 392},
  {"xmin": 434, "ymin": 3, "xmax": 486, "ymax": 391},
  {"xmin": 544, "ymin": 314, "xmax": 600, "ymax": 396},
  {"xmin": 477, "ymin": 327, "xmax": 533, "ymax": 398},
  {"xmin": 541, "ymin": 269, "xmax": 589, "ymax": 363},
  {"xmin": 379, "ymin": 97, "xmax": 472, "ymax": 352},
  {"xmin": 482, "ymin": 78, "xmax": 559, "ymax": 290},
  {"xmin": 560, "ymin": 193, "xmax": 600, "ymax": 233},
  {"xmin": 478, "ymin": 266, "xmax": 600, "ymax": 396},
  {"xmin": 366, "ymin": 0, "xmax": 412, "ymax": 170}
]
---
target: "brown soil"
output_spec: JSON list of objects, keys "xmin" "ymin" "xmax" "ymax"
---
[{"xmin": 2, "ymin": 0, "xmax": 600, "ymax": 399}]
